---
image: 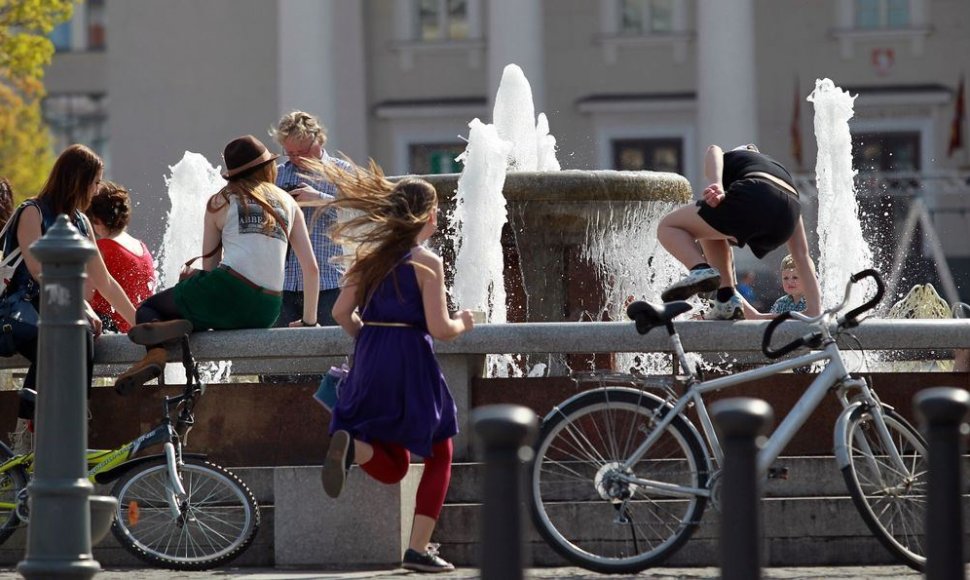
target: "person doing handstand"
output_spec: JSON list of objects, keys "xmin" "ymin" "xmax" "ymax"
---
[{"xmin": 657, "ymin": 144, "xmax": 821, "ymax": 319}]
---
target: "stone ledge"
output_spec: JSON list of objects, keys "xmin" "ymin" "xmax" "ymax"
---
[{"xmin": 273, "ymin": 465, "xmax": 423, "ymax": 566}]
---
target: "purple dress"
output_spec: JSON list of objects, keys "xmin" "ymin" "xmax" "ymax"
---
[{"xmin": 329, "ymin": 253, "xmax": 458, "ymax": 457}]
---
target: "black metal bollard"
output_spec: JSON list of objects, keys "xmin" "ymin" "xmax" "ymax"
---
[
  {"xmin": 17, "ymin": 217, "xmax": 102, "ymax": 579},
  {"xmin": 915, "ymin": 386, "xmax": 970, "ymax": 580},
  {"xmin": 472, "ymin": 404, "xmax": 538, "ymax": 580},
  {"xmin": 711, "ymin": 397, "xmax": 773, "ymax": 580}
]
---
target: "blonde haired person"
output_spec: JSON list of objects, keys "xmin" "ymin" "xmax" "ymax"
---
[
  {"xmin": 114, "ymin": 136, "xmax": 319, "ymax": 393},
  {"xmin": 269, "ymin": 110, "xmax": 351, "ymax": 328},
  {"xmin": 317, "ymin": 160, "xmax": 474, "ymax": 573},
  {"xmin": 740, "ymin": 254, "xmax": 816, "ymax": 320}
]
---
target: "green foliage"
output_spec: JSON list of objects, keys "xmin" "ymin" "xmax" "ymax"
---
[{"xmin": 0, "ymin": 0, "xmax": 76, "ymax": 201}]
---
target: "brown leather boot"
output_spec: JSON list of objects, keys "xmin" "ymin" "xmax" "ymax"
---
[
  {"xmin": 127, "ymin": 319, "xmax": 193, "ymax": 347},
  {"xmin": 115, "ymin": 347, "xmax": 168, "ymax": 395}
]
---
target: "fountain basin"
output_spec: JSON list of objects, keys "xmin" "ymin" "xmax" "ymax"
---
[
  {"xmin": 424, "ymin": 169, "xmax": 691, "ymax": 203},
  {"xmin": 90, "ymin": 495, "xmax": 118, "ymax": 545},
  {"xmin": 424, "ymin": 170, "xmax": 692, "ymax": 324}
]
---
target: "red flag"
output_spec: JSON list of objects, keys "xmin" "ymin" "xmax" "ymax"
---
[
  {"xmin": 790, "ymin": 77, "xmax": 803, "ymax": 169},
  {"xmin": 949, "ymin": 75, "xmax": 965, "ymax": 157}
]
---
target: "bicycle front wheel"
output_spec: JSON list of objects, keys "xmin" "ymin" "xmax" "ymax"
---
[
  {"xmin": 110, "ymin": 457, "xmax": 259, "ymax": 570},
  {"xmin": 529, "ymin": 387, "xmax": 709, "ymax": 574},
  {"xmin": 840, "ymin": 405, "xmax": 928, "ymax": 570},
  {"xmin": 0, "ymin": 443, "xmax": 28, "ymax": 545}
]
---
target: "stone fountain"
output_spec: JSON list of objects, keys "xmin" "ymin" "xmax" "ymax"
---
[{"xmin": 425, "ymin": 170, "xmax": 692, "ymax": 325}]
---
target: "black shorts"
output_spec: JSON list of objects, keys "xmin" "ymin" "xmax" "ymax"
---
[{"xmin": 696, "ymin": 178, "xmax": 800, "ymax": 259}]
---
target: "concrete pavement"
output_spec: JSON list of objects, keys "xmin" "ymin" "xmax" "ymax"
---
[{"xmin": 0, "ymin": 565, "xmax": 924, "ymax": 579}]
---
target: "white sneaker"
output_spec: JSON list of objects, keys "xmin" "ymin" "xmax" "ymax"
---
[
  {"xmin": 709, "ymin": 293, "xmax": 744, "ymax": 320},
  {"xmin": 662, "ymin": 268, "xmax": 721, "ymax": 302}
]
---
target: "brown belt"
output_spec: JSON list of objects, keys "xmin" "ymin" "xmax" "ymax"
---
[
  {"xmin": 218, "ymin": 265, "xmax": 282, "ymax": 297},
  {"xmin": 742, "ymin": 172, "xmax": 799, "ymax": 198}
]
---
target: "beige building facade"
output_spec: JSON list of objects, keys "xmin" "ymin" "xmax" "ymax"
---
[{"xmin": 42, "ymin": 0, "xmax": 970, "ymax": 295}]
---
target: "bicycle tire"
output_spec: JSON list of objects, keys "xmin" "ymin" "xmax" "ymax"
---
[
  {"xmin": 110, "ymin": 457, "xmax": 259, "ymax": 570},
  {"xmin": 0, "ymin": 442, "xmax": 28, "ymax": 546},
  {"xmin": 839, "ymin": 405, "xmax": 928, "ymax": 571},
  {"xmin": 529, "ymin": 387, "xmax": 709, "ymax": 573}
]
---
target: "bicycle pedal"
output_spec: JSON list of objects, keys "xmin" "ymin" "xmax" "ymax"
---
[{"xmin": 767, "ymin": 467, "xmax": 790, "ymax": 480}]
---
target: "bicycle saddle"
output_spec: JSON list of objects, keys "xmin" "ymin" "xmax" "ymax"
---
[{"xmin": 626, "ymin": 300, "xmax": 692, "ymax": 335}]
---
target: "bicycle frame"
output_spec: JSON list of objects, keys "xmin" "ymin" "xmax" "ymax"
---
[
  {"xmin": 620, "ymin": 328, "xmax": 904, "ymax": 499},
  {"xmin": 2, "ymin": 337, "xmax": 204, "ymax": 519}
]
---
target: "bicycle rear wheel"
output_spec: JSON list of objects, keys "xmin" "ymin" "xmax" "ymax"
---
[
  {"xmin": 110, "ymin": 457, "xmax": 259, "ymax": 570},
  {"xmin": 0, "ymin": 442, "xmax": 28, "ymax": 545},
  {"xmin": 529, "ymin": 387, "xmax": 709, "ymax": 574},
  {"xmin": 839, "ymin": 405, "xmax": 928, "ymax": 570}
]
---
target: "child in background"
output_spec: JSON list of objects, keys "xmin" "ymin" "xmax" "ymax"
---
[
  {"xmin": 317, "ymin": 159, "xmax": 474, "ymax": 573},
  {"xmin": 87, "ymin": 181, "xmax": 157, "ymax": 332},
  {"xmin": 740, "ymin": 254, "xmax": 815, "ymax": 320}
]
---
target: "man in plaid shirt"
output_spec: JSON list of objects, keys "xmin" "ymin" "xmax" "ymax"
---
[{"xmin": 271, "ymin": 111, "xmax": 352, "ymax": 328}]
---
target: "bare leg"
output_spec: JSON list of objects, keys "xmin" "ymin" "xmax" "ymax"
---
[
  {"xmin": 658, "ymin": 205, "xmax": 736, "ymax": 269},
  {"xmin": 658, "ymin": 206, "xmax": 707, "ymax": 268},
  {"xmin": 353, "ymin": 440, "xmax": 374, "ymax": 464},
  {"xmin": 409, "ymin": 514, "xmax": 437, "ymax": 552},
  {"xmin": 699, "ymin": 239, "xmax": 736, "ymax": 288}
]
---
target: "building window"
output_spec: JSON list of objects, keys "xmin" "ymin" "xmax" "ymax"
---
[
  {"xmin": 86, "ymin": 0, "xmax": 106, "ymax": 50},
  {"xmin": 393, "ymin": 0, "xmax": 483, "ymax": 69},
  {"xmin": 833, "ymin": 0, "xmax": 928, "ymax": 58},
  {"xmin": 854, "ymin": 131, "xmax": 920, "ymax": 172},
  {"xmin": 409, "ymin": 143, "xmax": 465, "ymax": 174},
  {"xmin": 417, "ymin": 0, "xmax": 469, "ymax": 41},
  {"xmin": 43, "ymin": 94, "xmax": 110, "ymax": 169},
  {"xmin": 855, "ymin": 0, "xmax": 911, "ymax": 29},
  {"xmin": 620, "ymin": 0, "xmax": 674, "ymax": 35},
  {"xmin": 48, "ymin": 0, "xmax": 106, "ymax": 52},
  {"xmin": 50, "ymin": 21, "xmax": 72, "ymax": 52},
  {"xmin": 612, "ymin": 138, "xmax": 683, "ymax": 174},
  {"xmin": 598, "ymin": 0, "xmax": 690, "ymax": 64}
]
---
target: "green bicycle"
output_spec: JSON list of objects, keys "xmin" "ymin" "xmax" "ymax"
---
[{"xmin": 0, "ymin": 337, "xmax": 259, "ymax": 571}]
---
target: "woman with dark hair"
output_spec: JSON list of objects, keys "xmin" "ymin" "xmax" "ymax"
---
[
  {"xmin": 86, "ymin": 180, "xmax": 157, "ymax": 332},
  {"xmin": 0, "ymin": 177, "xmax": 14, "ymax": 229},
  {"xmin": 2, "ymin": 144, "xmax": 137, "ymax": 428},
  {"xmin": 114, "ymin": 135, "xmax": 319, "ymax": 393}
]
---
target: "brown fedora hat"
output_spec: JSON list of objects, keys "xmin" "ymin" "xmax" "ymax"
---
[{"xmin": 221, "ymin": 135, "xmax": 280, "ymax": 180}]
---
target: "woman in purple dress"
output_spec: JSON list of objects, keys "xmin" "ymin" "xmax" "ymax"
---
[{"xmin": 318, "ymin": 160, "xmax": 474, "ymax": 573}]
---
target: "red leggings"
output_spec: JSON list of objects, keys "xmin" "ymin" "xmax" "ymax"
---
[{"xmin": 359, "ymin": 438, "xmax": 453, "ymax": 520}]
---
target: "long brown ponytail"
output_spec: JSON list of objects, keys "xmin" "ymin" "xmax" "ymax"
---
[{"xmin": 313, "ymin": 158, "xmax": 437, "ymax": 306}]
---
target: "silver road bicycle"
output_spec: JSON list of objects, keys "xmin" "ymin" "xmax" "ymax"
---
[{"xmin": 529, "ymin": 269, "xmax": 933, "ymax": 573}]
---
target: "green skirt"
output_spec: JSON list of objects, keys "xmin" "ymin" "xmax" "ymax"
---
[{"xmin": 173, "ymin": 268, "xmax": 282, "ymax": 330}]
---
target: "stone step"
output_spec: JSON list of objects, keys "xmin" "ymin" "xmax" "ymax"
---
[
  {"xmin": 2, "ymin": 460, "xmax": 962, "ymax": 569},
  {"xmin": 224, "ymin": 456, "xmax": 863, "ymax": 505}
]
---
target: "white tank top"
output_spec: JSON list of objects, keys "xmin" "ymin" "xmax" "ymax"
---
[{"xmin": 220, "ymin": 193, "xmax": 296, "ymax": 291}]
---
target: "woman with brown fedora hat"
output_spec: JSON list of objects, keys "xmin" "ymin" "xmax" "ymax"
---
[{"xmin": 115, "ymin": 135, "xmax": 320, "ymax": 393}]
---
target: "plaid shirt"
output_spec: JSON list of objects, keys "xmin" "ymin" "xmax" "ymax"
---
[{"xmin": 276, "ymin": 151, "xmax": 351, "ymax": 291}]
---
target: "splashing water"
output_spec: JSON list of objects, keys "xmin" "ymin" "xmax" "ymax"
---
[
  {"xmin": 808, "ymin": 79, "xmax": 874, "ymax": 308},
  {"xmin": 450, "ymin": 120, "xmax": 512, "ymax": 322},
  {"xmin": 451, "ymin": 64, "xmax": 560, "ymax": 321},
  {"xmin": 157, "ymin": 152, "xmax": 226, "ymax": 290},
  {"xmin": 582, "ymin": 199, "xmax": 683, "ymax": 373},
  {"xmin": 450, "ymin": 64, "xmax": 560, "ymax": 377},
  {"xmin": 157, "ymin": 152, "xmax": 232, "ymax": 383}
]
